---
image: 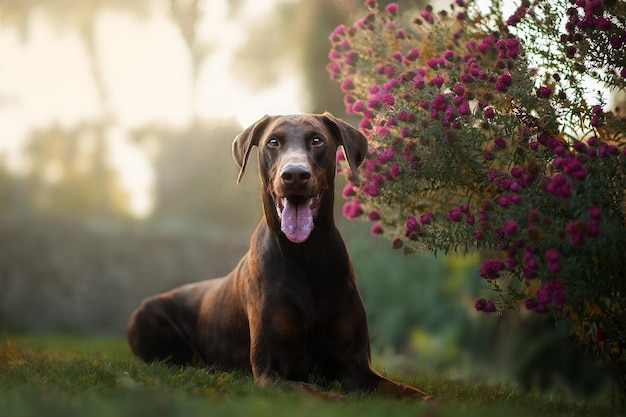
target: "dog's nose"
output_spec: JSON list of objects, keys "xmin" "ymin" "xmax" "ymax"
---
[{"xmin": 280, "ymin": 164, "xmax": 311, "ymax": 187}]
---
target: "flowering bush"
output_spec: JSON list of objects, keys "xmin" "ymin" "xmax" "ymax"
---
[{"xmin": 328, "ymin": 0, "xmax": 626, "ymax": 392}]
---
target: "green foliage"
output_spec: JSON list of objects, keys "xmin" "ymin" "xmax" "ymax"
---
[
  {"xmin": 0, "ymin": 334, "xmax": 620, "ymax": 416},
  {"xmin": 328, "ymin": 0, "xmax": 626, "ymax": 395}
]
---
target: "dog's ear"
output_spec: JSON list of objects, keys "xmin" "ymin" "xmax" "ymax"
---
[
  {"xmin": 232, "ymin": 115, "xmax": 273, "ymax": 183},
  {"xmin": 321, "ymin": 112, "xmax": 368, "ymax": 183}
]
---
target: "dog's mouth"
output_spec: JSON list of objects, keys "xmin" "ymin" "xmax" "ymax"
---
[{"xmin": 275, "ymin": 193, "xmax": 321, "ymax": 243}]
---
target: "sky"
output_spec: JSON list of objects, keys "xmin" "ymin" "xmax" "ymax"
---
[{"xmin": 0, "ymin": 0, "xmax": 302, "ymax": 216}]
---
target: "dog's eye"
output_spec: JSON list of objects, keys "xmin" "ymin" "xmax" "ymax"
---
[
  {"xmin": 311, "ymin": 137, "xmax": 324, "ymax": 147},
  {"xmin": 267, "ymin": 138, "xmax": 280, "ymax": 147}
]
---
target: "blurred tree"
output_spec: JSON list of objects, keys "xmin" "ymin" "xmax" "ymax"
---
[
  {"xmin": 169, "ymin": 0, "xmax": 213, "ymax": 117},
  {"xmin": 21, "ymin": 123, "xmax": 131, "ymax": 217},
  {"xmin": 0, "ymin": 157, "xmax": 16, "ymax": 213},
  {"xmin": 232, "ymin": 0, "xmax": 426, "ymax": 117},
  {"xmin": 0, "ymin": 0, "xmax": 153, "ymax": 218},
  {"xmin": 131, "ymin": 119, "xmax": 261, "ymax": 228}
]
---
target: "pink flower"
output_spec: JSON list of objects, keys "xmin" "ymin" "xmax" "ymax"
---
[
  {"xmin": 343, "ymin": 200, "xmax": 363, "ymax": 219},
  {"xmin": 368, "ymin": 209, "xmax": 380, "ymax": 221},
  {"xmin": 385, "ymin": 2, "xmax": 399, "ymax": 14},
  {"xmin": 340, "ymin": 78, "xmax": 355, "ymax": 92},
  {"xmin": 362, "ymin": 182, "xmax": 379, "ymax": 197},
  {"xmin": 342, "ymin": 183, "xmax": 356, "ymax": 198},
  {"xmin": 370, "ymin": 223, "xmax": 384, "ymax": 235}
]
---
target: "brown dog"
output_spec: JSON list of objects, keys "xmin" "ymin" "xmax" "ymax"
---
[{"xmin": 126, "ymin": 113, "xmax": 430, "ymax": 399}]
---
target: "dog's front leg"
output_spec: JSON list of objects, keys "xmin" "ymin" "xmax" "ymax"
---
[
  {"xmin": 325, "ymin": 303, "xmax": 432, "ymax": 400},
  {"xmin": 247, "ymin": 302, "xmax": 309, "ymax": 384},
  {"xmin": 247, "ymin": 303, "xmax": 345, "ymax": 399}
]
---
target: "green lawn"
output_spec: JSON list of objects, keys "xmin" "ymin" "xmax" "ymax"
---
[{"xmin": 0, "ymin": 333, "xmax": 622, "ymax": 417}]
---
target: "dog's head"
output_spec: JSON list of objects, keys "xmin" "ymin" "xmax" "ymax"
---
[{"xmin": 232, "ymin": 113, "xmax": 367, "ymax": 243}]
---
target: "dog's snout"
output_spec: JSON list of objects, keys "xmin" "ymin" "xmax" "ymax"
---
[{"xmin": 280, "ymin": 164, "xmax": 311, "ymax": 186}]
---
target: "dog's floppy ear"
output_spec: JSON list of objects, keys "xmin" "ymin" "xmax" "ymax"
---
[
  {"xmin": 321, "ymin": 112, "xmax": 368, "ymax": 183},
  {"xmin": 232, "ymin": 115, "xmax": 273, "ymax": 183}
]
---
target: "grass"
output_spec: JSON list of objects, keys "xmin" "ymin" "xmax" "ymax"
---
[{"xmin": 0, "ymin": 333, "xmax": 624, "ymax": 417}]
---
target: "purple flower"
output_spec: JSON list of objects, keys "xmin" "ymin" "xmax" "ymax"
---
[
  {"xmin": 562, "ymin": 156, "xmax": 586, "ymax": 180},
  {"xmin": 448, "ymin": 208, "xmax": 462, "ymax": 222},
  {"xmin": 544, "ymin": 248, "xmax": 560, "ymax": 263},
  {"xmin": 460, "ymin": 73, "xmax": 473, "ymax": 83},
  {"xmin": 473, "ymin": 230, "xmax": 483, "ymax": 240},
  {"xmin": 420, "ymin": 212, "xmax": 433, "ymax": 224},
  {"xmin": 479, "ymin": 259, "xmax": 505, "ymax": 280},
  {"xmin": 429, "ymin": 75, "xmax": 445, "ymax": 87},
  {"xmin": 406, "ymin": 49, "xmax": 420, "ymax": 61},
  {"xmin": 368, "ymin": 209, "xmax": 380, "ymax": 221},
  {"xmin": 458, "ymin": 102, "xmax": 470, "ymax": 115},
  {"xmin": 565, "ymin": 220, "xmax": 586, "ymax": 245},
  {"xmin": 524, "ymin": 298, "xmax": 537, "ymax": 310},
  {"xmin": 494, "ymin": 137, "xmax": 506, "ymax": 148},
  {"xmin": 474, "ymin": 298, "xmax": 496, "ymax": 313},
  {"xmin": 483, "ymin": 107, "xmax": 495, "ymax": 118},
  {"xmin": 381, "ymin": 92, "xmax": 395, "ymax": 106},
  {"xmin": 546, "ymin": 173, "xmax": 572, "ymax": 198},
  {"xmin": 510, "ymin": 166, "xmax": 523, "ymax": 178},
  {"xmin": 390, "ymin": 163, "xmax": 400, "ymax": 177},
  {"xmin": 537, "ymin": 86, "xmax": 552, "ymax": 98},
  {"xmin": 503, "ymin": 219, "xmax": 518, "ymax": 236},
  {"xmin": 588, "ymin": 206, "xmax": 602, "ymax": 221},
  {"xmin": 406, "ymin": 215, "xmax": 418, "ymax": 232},
  {"xmin": 474, "ymin": 298, "xmax": 487, "ymax": 312}
]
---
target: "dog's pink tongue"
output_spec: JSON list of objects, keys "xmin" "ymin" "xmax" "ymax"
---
[{"xmin": 281, "ymin": 198, "xmax": 313, "ymax": 243}]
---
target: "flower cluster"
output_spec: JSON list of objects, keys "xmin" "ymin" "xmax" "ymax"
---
[{"xmin": 328, "ymin": 0, "xmax": 626, "ymax": 392}]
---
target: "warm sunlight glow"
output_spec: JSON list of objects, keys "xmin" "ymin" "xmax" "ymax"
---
[{"xmin": 0, "ymin": 0, "xmax": 303, "ymax": 217}]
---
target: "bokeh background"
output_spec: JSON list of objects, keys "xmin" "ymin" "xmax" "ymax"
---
[{"xmin": 0, "ymin": 0, "xmax": 611, "ymax": 396}]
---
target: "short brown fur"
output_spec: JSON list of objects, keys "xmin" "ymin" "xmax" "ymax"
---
[{"xmin": 126, "ymin": 113, "xmax": 430, "ymax": 400}]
